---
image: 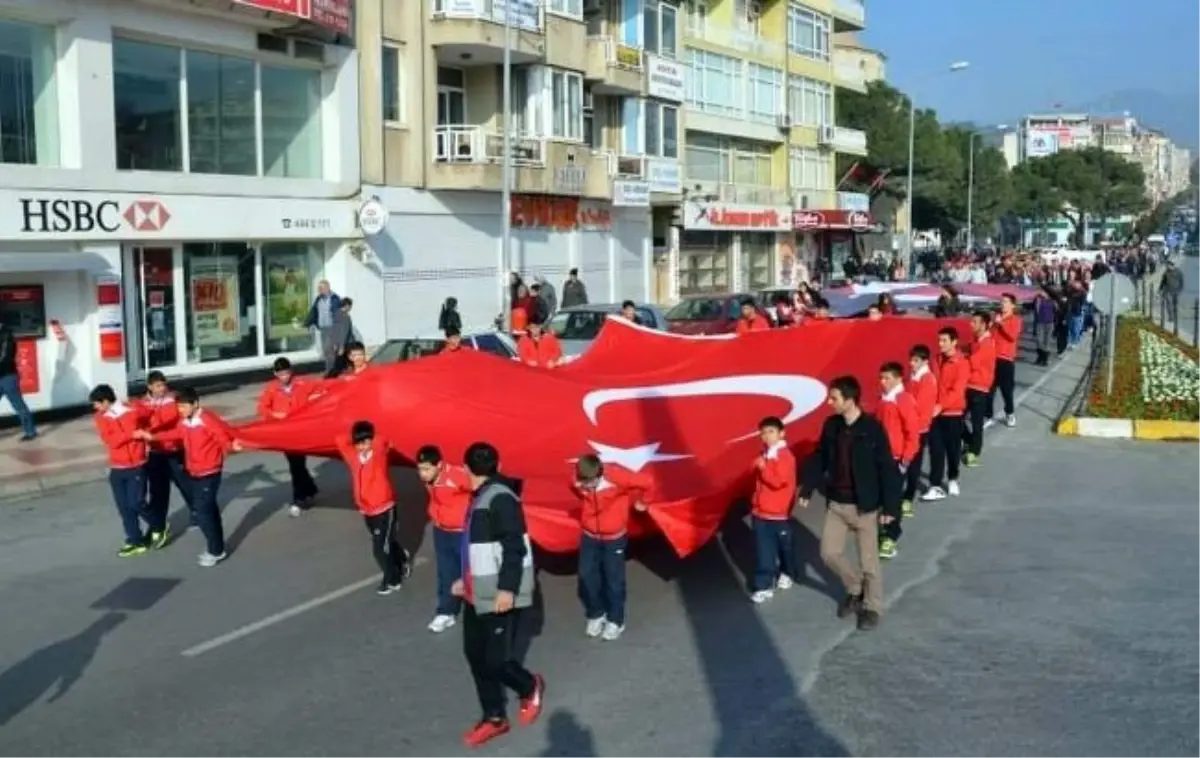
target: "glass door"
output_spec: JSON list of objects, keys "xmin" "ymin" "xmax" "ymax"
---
[{"xmin": 133, "ymin": 246, "xmax": 180, "ymax": 371}]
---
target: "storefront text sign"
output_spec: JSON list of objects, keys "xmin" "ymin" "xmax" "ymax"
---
[
  {"xmin": 234, "ymin": 0, "xmax": 351, "ymax": 34},
  {"xmin": 510, "ymin": 195, "xmax": 612, "ymax": 231},
  {"xmin": 684, "ymin": 202, "xmax": 792, "ymax": 231},
  {"xmin": 0, "ymin": 190, "xmax": 359, "ymax": 242},
  {"xmin": 554, "ymin": 165, "xmax": 587, "ymax": 195},
  {"xmin": 646, "ymin": 55, "xmax": 685, "ymax": 102},
  {"xmin": 791, "ymin": 209, "xmax": 873, "ymax": 231},
  {"xmin": 836, "ymin": 192, "xmax": 870, "ymax": 212},
  {"xmin": 613, "ymin": 180, "xmax": 651, "ymax": 207},
  {"xmin": 645, "ymin": 159, "xmax": 681, "ymax": 193}
]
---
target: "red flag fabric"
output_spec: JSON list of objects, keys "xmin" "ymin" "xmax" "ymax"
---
[{"xmin": 236, "ymin": 317, "xmax": 974, "ymax": 556}]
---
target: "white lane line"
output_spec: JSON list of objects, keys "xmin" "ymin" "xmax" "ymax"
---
[{"xmin": 182, "ymin": 556, "xmax": 429, "ymax": 658}]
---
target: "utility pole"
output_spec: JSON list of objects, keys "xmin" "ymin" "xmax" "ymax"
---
[
  {"xmin": 499, "ymin": 0, "xmax": 514, "ymax": 331},
  {"xmin": 966, "ymin": 132, "xmax": 975, "ymax": 252}
]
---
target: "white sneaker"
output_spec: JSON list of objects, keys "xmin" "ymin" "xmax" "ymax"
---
[
  {"xmin": 198, "ymin": 551, "xmax": 227, "ymax": 568},
  {"xmin": 585, "ymin": 617, "xmax": 606, "ymax": 638},
  {"xmin": 983, "ymin": 418, "xmax": 996, "ymax": 430},
  {"xmin": 287, "ymin": 504, "xmax": 303, "ymax": 517},
  {"xmin": 948, "ymin": 480, "xmax": 961, "ymax": 497},
  {"xmin": 601, "ymin": 622, "xmax": 625, "ymax": 641},
  {"xmin": 1005, "ymin": 414, "xmax": 1016, "ymax": 428},
  {"xmin": 922, "ymin": 486, "xmax": 947, "ymax": 502},
  {"xmin": 427, "ymin": 614, "xmax": 457, "ymax": 633},
  {"xmin": 776, "ymin": 575, "xmax": 794, "ymax": 591},
  {"xmin": 750, "ymin": 590, "xmax": 774, "ymax": 604}
]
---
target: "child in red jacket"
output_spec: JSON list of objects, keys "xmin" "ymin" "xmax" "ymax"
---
[
  {"xmin": 336, "ymin": 421, "xmax": 410, "ymax": 596},
  {"xmin": 905, "ymin": 345, "xmax": 938, "ymax": 510},
  {"xmin": 925, "ymin": 327, "xmax": 968, "ymax": 501},
  {"xmin": 517, "ymin": 321, "xmax": 565, "ymax": 368},
  {"xmin": 258, "ymin": 357, "xmax": 319, "ymax": 516},
  {"xmin": 749, "ymin": 415, "xmax": 798, "ymax": 604},
  {"xmin": 416, "ymin": 444, "xmax": 473, "ymax": 633},
  {"xmin": 137, "ymin": 386, "xmax": 239, "ymax": 567},
  {"xmin": 571, "ymin": 453, "xmax": 650, "ymax": 640},
  {"xmin": 90, "ymin": 384, "xmax": 155, "ymax": 557},
  {"xmin": 876, "ymin": 362, "xmax": 920, "ymax": 560},
  {"xmin": 964, "ymin": 310, "xmax": 996, "ymax": 468},
  {"xmin": 138, "ymin": 370, "xmax": 195, "ymax": 533},
  {"xmin": 988, "ymin": 293, "xmax": 1023, "ymax": 426}
]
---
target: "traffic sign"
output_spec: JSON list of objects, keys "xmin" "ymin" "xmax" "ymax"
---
[{"xmin": 1093, "ymin": 272, "xmax": 1135, "ymax": 316}]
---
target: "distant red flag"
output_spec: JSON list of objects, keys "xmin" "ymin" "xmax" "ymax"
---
[
  {"xmin": 836, "ymin": 161, "xmax": 861, "ymax": 189},
  {"xmin": 868, "ymin": 168, "xmax": 891, "ymax": 192}
]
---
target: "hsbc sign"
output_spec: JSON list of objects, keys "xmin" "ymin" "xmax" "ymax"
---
[{"xmin": 17, "ymin": 197, "xmax": 172, "ymax": 235}]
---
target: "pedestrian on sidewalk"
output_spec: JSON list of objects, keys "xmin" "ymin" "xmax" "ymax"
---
[
  {"xmin": 137, "ymin": 371, "xmax": 195, "ymax": 533},
  {"xmin": 90, "ymin": 384, "xmax": 157, "ymax": 557},
  {"xmin": 1032, "ymin": 290, "xmax": 1057, "ymax": 366},
  {"xmin": 305, "ymin": 280, "xmax": 343, "ymax": 376},
  {"xmin": 924, "ymin": 327, "xmax": 967, "ymax": 501},
  {"xmin": 336, "ymin": 421, "xmax": 409, "ymax": 596},
  {"xmin": 416, "ymin": 444, "xmax": 473, "ymax": 633},
  {"xmin": 456, "ymin": 441, "xmax": 545, "ymax": 748},
  {"xmin": 876, "ymin": 362, "xmax": 919, "ymax": 561},
  {"xmin": 963, "ymin": 311, "xmax": 995, "ymax": 468},
  {"xmin": 988, "ymin": 293, "xmax": 1022, "ymax": 427},
  {"xmin": 798, "ymin": 376, "xmax": 899, "ymax": 631},
  {"xmin": 257, "ymin": 358, "xmax": 319, "ymax": 517},
  {"xmin": 0, "ymin": 322, "xmax": 37, "ymax": 441}
]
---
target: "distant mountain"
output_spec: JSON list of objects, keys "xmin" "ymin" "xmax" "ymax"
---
[{"xmin": 1071, "ymin": 89, "xmax": 1200, "ymax": 151}]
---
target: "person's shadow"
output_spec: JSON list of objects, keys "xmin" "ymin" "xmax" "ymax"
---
[
  {"xmin": 0, "ymin": 612, "xmax": 127, "ymax": 727},
  {"xmin": 539, "ymin": 710, "xmax": 597, "ymax": 757}
]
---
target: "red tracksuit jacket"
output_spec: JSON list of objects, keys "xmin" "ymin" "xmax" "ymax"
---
[
  {"xmin": 426, "ymin": 463, "xmax": 473, "ymax": 531},
  {"xmin": 155, "ymin": 409, "xmax": 235, "ymax": 478},
  {"xmin": 518, "ymin": 333, "xmax": 564, "ymax": 367},
  {"xmin": 967, "ymin": 333, "xmax": 997, "ymax": 392},
  {"xmin": 257, "ymin": 378, "xmax": 314, "ymax": 420},
  {"xmin": 877, "ymin": 386, "xmax": 921, "ymax": 465},
  {"xmin": 936, "ymin": 352, "xmax": 968, "ymax": 417},
  {"xmin": 335, "ymin": 436, "xmax": 395, "ymax": 517},
  {"xmin": 94, "ymin": 402, "xmax": 149, "ymax": 469},
  {"xmin": 907, "ymin": 365, "xmax": 938, "ymax": 434},
  {"xmin": 572, "ymin": 464, "xmax": 652, "ymax": 540},
  {"xmin": 751, "ymin": 442, "xmax": 797, "ymax": 520},
  {"xmin": 736, "ymin": 314, "xmax": 770, "ymax": 334},
  {"xmin": 136, "ymin": 395, "xmax": 181, "ymax": 454},
  {"xmin": 993, "ymin": 312, "xmax": 1022, "ymax": 362}
]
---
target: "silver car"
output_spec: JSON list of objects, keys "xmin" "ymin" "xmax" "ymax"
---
[
  {"xmin": 548, "ymin": 303, "xmax": 668, "ymax": 356},
  {"xmin": 371, "ymin": 331, "xmax": 519, "ymax": 363}
]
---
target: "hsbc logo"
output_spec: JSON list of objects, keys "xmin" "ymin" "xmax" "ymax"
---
[
  {"xmin": 123, "ymin": 200, "xmax": 172, "ymax": 232},
  {"xmin": 18, "ymin": 197, "xmax": 172, "ymax": 234}
]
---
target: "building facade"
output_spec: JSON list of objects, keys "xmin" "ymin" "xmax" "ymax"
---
[{"xmin": 0, "ymin": 0, "xmax": 360, "ymax": 415}]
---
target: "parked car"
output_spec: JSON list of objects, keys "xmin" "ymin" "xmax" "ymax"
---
[
  {"xmin": 547, "ymin": 302, "xmax": 668, "ymax": 356},
  {"xmin": 663, "ymin": 294, "xmax": 768, "ymax": 335},
  {"xmin": 371, "ymin": 331, "xmax": 518, "ymax": 363}
]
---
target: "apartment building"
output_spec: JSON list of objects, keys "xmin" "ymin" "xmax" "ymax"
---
[
  {"xmin": 356, "ymin": 0, "xmax": 674, "ymax": 334},
  {"xmin": 0, "ymin": 0, "xmax": 360, "ymax": 415},
  {"xmin": 675, "ymin": 0, "xmax": 868, "ymax": 297}
]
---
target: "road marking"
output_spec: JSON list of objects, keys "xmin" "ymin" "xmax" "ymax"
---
[{"xmin": 181, "ymin": 556, "xmax": 428, "ymax": 658}]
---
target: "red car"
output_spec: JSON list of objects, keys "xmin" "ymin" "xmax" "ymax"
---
[{"xmin": 664, "ymin": 294, "xmax": 769, "ymax": 335}]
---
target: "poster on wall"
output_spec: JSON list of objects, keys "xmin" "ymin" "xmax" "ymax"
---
[
  {"xmin": 190, "ymin": 258, "xmax": 242, "ymax": 347},
  {"xmin": 265, "ymin": 253, "xmax": 312, "ymax": 340},
  {"xmin": 16, "ymin": 340, "xmax": 38, "ymax": 394}
]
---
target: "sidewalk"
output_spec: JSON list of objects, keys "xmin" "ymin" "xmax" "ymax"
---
[{"xmin": 0, "ymin": 384, "xmax": 264, "ymax": 500}]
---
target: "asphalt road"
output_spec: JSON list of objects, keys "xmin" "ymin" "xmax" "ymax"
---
[{"xmin": 0, "ymin": 338, "xmax": 1196, "ymax": 756}]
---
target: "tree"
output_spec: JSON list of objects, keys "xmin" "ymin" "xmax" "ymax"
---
[
  {"xmin": 1021, "ymin": 147, "xmax": 1147, "ymax": 246},
  {"xmin": 1011, "ymin": 161, "xmax": 1063, "ymax": 245},
  {"xmin": 941, "ymin": 127, "xmax": 1013, "ymax": 245}
]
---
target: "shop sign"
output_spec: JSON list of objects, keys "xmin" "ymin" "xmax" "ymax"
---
[
  {"xmin": 15, "ymin": 339, "xmax": 38, "ymax": 394},
  {"xmin": 836, "ymin": 192, "xmax": 870, "ymax": 212},
  {"xmin": 488, "ymin": 0, "xmax": 540, "ymax": 31},
  {"xmin": 357, "ymin": 197, "xmax": 390, "ymax": 236},
  {"xmin": 791, "ymin": 209, "xmax": 873, "ymax": 231},
  {"xmin": 510, "ymin": 195, "xmax": 612, "ymax": 231},
  {"xmin": 96, "ymin": 278, "xmax": 125, "ymax": 361},
  {"xmin": 615, "ymin": 45, "xmax": 642, "ymax": 68},
  {"xmin": 190, "ymin": 259, "xmax": 242, "ymax": 348},
  {"xmin": 645, "ymin": 159, "xmax": 681, "ymax": 194},
  {"xmin": 0, "ymin": 190, "xmax": 359, "ymax": 242},
  {"xmin": 234, "ymin": 0, "xmax": 351, "ymax": 34},
  {"xmin": 684, "ymin": 202, "xmax": 792, "ymax": 231},
  {"xmin": 554, "ymin": 165, "xmax": 587, "ymax": 195},
  {"xmin": 613, "ymin": 180, "xmax": 651, "ymax": 207},
  {"xmin": 645, "ymin": 54, "xmax": 685, "ymax": 103}
]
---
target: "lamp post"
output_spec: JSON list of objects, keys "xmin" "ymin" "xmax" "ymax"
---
[
  {"xmin": 904, "ymin": 60, "xmax": 969, "ymax": 278},
  {"xmin": 966, "ymin": 123, "xmax": 1007, "ymax": 253},
  {"xmin": 499, "ymin": 0, "xmax": 515, "ymax": 330}
]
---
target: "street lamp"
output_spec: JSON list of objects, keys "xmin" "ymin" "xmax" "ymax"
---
[
  {"xmin": 904, "ymin": 60, "xmax": 969, "ymax": 277},
  {"xmin": 966, "ymin": 123, "xmax": 1007, "ymax": 253},
  {"xmin": 499, "ymin": 0, "xmax": 515, "ymax": 330}
]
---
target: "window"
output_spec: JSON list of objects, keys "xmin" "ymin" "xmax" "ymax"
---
[
  {"xmin": 644, "ymin": 0, "xmax": 677, "ymax": 58},
  {"xmin": 741, "ymin": 232, "xmax": 774, "ymax": 290},
  {"xmin": 735, "ymin": 0, "xmax": 761, "ymax": 33},
  {"xmin": 0, "ymin": 19, "xmax": 58, "ymax": 166},
  {"xmin": 684, "ymin": 133, "xmax": 728, "ymax": 184},
  {"xmin": 381, "ymin": 44, "xmax": 403, "ymax": 123},
  {"xmin": 544, "ymin": 69, "xmax": 583, "ymax": 141},
  {"xmin": 789, "ymin": 146, "xmax": 830, "ymax": 191},
  {"xmin": 787, "ymin": 4, "xmax": 830, "ymax": 61},
  {"xmin": 686, "ymin": 49, "xmax": 740, "ymax": 118},
  {"xmin": 685, "ymin": 134, "xmax": 771, "ymax": 190},
  {"xmin": 261, "ymin": 242, "xmax": 320, "ymax": 354},
  {"xmin": 183, "ymin": 242, "xmax": 258, "ymax": 363},
  {"xmin": 642, "ymin": 100, "xmax": 677, "ymax": 158},
  {"xmin": 685, "ymin": 0, "xmax": 706, "ymax": 37},
  {"xmin": 787, "ymin": 74, "xmax": 831, "ymax": 127},
  {"xmin": 112, "ymin": 36, "xmax": 325, "ymax": 178},
  {"xmin": 582, "ymin": 86, "xmax": 601, "ymax": 148},
  {"xmin": 548, "ymin": 0, "xmax": 583, "ymax": 17},
  {"xmin": 746, "ymin": 63, "xmax": 782, "ymax": 123}
]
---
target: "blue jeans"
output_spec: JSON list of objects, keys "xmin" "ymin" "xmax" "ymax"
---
[
  {"xmin": 109, "ymin": 466, "xmax": 147, "ymax": 546},
  {"xmin": 578, "ymin": 534, "xmax": 628, "ymax": 626},
  {"xmin": 433, "ymin": 526, "xmax": 463, "ymax": 616},
  {"xmin": 0, "ymin": 373, "xmax": 36, "ymax": 437},
  {"xmin": 752, "ymin": 517, "xmax": 799, "ymax": 591},
  {"xmin": 190, "ymin": 472, "xmax": 226, "ymax": 556},
  {"xmin": 146, "ymin": 452, "xmax": 191, "ymax": 531},
  {"xmin": 1068, "ymin": 314, "xmax": 1085, "ymax": 346}
]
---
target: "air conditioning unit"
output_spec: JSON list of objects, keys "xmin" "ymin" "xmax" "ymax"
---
[
  {"xmin": 818, "ymin": 124, "xmax": 836, "ymax": 145},
  {"xmin": 776, "ymin": 113, "xmax": 793, "ymax": 130}
]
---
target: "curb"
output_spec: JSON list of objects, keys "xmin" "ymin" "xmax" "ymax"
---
[{"xmin": 1055, "ymin": 416, "xmax": 1200, "ymax": 441}]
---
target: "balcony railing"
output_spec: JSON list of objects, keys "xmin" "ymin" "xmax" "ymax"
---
[
  {"xmin": 433, "ymin": 125, "xmax": 546, "ymax": 166},
  {"xmin": 685, "ymin": 23, "xmax": 784, "ymax": 59},
  {"xmin": 431, "ymin": 0, "xmax": 543, "ymax": 32},
  {"xmin": 832, "ymin": 0, "xmax": 865, "ymax": 25},
  {"xmin": 831, "ymin": 126, "xmax": 867, "ymax": 153},
  {"xmin": 589, "ymin": 36, "xmax": 644, "ymax": 70}
]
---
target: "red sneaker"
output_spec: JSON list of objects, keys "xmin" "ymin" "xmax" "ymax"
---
[
  {"xmin": 463, "ymin": 719, "xmax": 510, "ymax": 748},
  {"xmin": 518, "ymin": 674, "xmax": 545, "ymax": 726}
]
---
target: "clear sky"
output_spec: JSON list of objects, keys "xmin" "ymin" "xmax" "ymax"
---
[{"xmin": 863, "ymin": 0, "xmax": 1200, "ymax": 132}]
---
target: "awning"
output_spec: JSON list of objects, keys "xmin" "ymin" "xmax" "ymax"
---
[{"xmin": 0, "ymin": 251, "xmax": 117, "ymax": 275}]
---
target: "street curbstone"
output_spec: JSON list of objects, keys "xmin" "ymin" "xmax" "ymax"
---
[{"xmin": 1055, "ymin": 415, "xmax": 1199, "ymax": 441}]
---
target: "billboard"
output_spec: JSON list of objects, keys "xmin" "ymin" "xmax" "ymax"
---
[{"xmin": 1026, "ymin": 129, "xmax": 1059, "ymax": 158}]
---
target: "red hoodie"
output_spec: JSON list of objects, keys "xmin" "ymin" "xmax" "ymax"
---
[
  {"xmin": 137, "ymin": 394, "xmax": 181, "ymax": 454},
  {"xmin": 94, "ymin": 402, "xmax": 149, "ymax": 469},
  {"xmin": 967, "ymin": 332, "xmax": 996, "ymax": 392},
  {"xmin": 936, "ymin": 352, "xmax": 968, "ymax": 417},
  {"xmin": 257, "ymin": 378, "xmax": 314, "ymax": 420},
  {"xmin": 155, "ymin": 408, "xmax": 235, "ymax": 477},
  {"xmin": 736, "ymin": 314, "xmax": 770, "ymax": 334},
  {"xmin": 426, "ymin": 462, "xmax": 473, "ymax": 531},
  {"xmin": 518, "ymin": 333, "xmax": 564, "ymax": 368},
  {"xmin": 335, "ymin": 435, "xmax": 395, "ymax": 517},
  {"xmin": 907, "ymin": 364, "xmax": 938, "ymax": 434},
  {"xmin": 992, "ymin": 311, "xmax": 1022, "ymax": 362},
  {"xmin": 751, "ymin": 441, "xmax": 797, "ymax": 519},
  {"xmin": 572, "ymin": 464, "xmax": 652, "ymax": 539},
  {"xmin": 877, "ymin": 386, "xmax": 920, "ymax": 465}
]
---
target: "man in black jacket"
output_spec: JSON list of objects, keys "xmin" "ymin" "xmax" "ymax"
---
[
  {"xmin": 453, "ymin": 442, "xmax": 545, "ymax": 748},
  {"xmin": 799, "ymin": 375, "xmax": 900, "ymax": 631},
  {"xmin": 0, "ymin": 323, "xmax": 37, "ymax": 441}
]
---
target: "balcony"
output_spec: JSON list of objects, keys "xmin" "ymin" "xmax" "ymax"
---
[
  {"xmin": 601, "ymin": 152, "xmax": 683, "ymax": 195},
  {"xmin": 685, "ymin": 23, "xmax": 785, "ymax": 61},
  {"xmin": 832, "ymin": 57, "xmax": 867, "ymax": 93},
  {"xmin": 831, "ymin": 0, "xmax": 865, "ymax": 30},
  {"xmin": 584, "ymin": 37, "xmax": 645, "ymax": 95},
  {"xmin": 684, "ymin": 182, "xmax": 790, "ymax": 205},
  {"xmin": 430, "ymin": 126, "xmax": 613, "ymax": 197},
  {"xmin": 822, "ymin": 126, "xmax": 868, "ymax": 156},
  {"xmin": 429, "ymin": 0, "xmax": 545, "ymax": 65}
]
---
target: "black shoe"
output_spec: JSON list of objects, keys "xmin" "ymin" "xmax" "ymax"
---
[
  {"xmin": 837, "ymin": 593, "xmax": 863, "ymax": 619},
  {"xmin": 18, "ymin": 433, "xmax": 36, "ymax": 442},
  {"xmin": 857, "ymin": 609, "xmax": 881, "ymax": 631},
  {"xmin": 376, "ymin": 580, "xmax": 398, "ymax": 596}
]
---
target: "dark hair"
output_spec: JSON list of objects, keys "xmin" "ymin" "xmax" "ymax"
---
[
  {"xmin": 867, "ymin": 303, "xmax": 881, "ymax": 312},
  {"xmin": 813, "ymin": 297, "xmax": 830, "ymax": 310},
  {"xmin": 345, "ymin": 341, "xmax": 366, "ymax": 354},
  {"xmin": 938, "ymin": 326, "xmax": 959, "ymax": 342},
  {"xmin": 740, "ymin": 298, "xmax": 755, "ymax": 308},
  {"xmin": 176, "ymin": 385, "xmax": 199, "ymax": 405},
  {"xmin": 341, "ymin": 297, "xmax": 354, "ymax": 309},
  {"xmin": 146, "ymin": 370, "xmax": 167, "ymax": 384},
  {"xmin": 351, "ymin": 420, "xmax": 375, "ymax": 444},
  {"xmin": 569, "ymin": 268, "xmax": 579, "ymax": 277},
  {"xmin": 416, "ymin": 445, "xmax": 442, "ymax": 465},
  {"xmin": 464, "ymin": 442, "xmax": 500, "ymax": 478},
  {"xmin": 910, "ymin": 344, "xmax": 931, "ymax": 361},
  {"xmin": 575, "ymin": 453, "xmax": 603, "ymax": 480},
  {"xmin": 880, "ymin": 361, "xmax": 904, "ymax": 378},
  {"xmin": 273, "ymin": 357, "xmax": 292, "ymax": 372},
  {"xmin": 758, "ymin": 415, "xmax": 784, "ymax": 431},
  {"xmin": 971, "ymin": 309, "xmax": 992, "ymax": 325},
  {"xmin": 444, "ymin": 326, "xmax": 461, "ymax": 338},
  {"xmin": 829, "ymin": 375, "xmax": 861, "ymax": 404},
  {"xmin": 89, "ymin": 384, "xmax": 116, "ymax": 404},
  {"xmin": 1001, "ymin": 292, "xmax": 1017, "ymax": 304},
  {"xmin": 621, "ymin": 299, "xmax": 635, "ymax": 309},
  {"xmin": 439, "ymin": 298, "xmax": 462, "ymax": 332}
]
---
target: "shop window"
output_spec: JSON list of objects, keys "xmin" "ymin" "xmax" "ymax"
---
[
  {"xmin": 113, "ymin": 38, "xmax": 182, "ymax": 171},
  {"xmin": 261, "ymin": 242, "xmax": 319, "ymax": 355},
  {"xmin": 183, "ymin": 243, "xmax": 258, "ymax": 363},
  {"xmin": 133, "ymin": 247, "xmax": 179, "ymax": 369},
  {"xmin": 741, "ymin": 232, "xmax": 774, "ymax": 290},
  {"xmin": 187, "ymin": 51, "xmax": 257, "ymax": 176},
  {"xmin": 678, "ymin": 232, "xmax": 730, "ymax": 295},
  {"xmin": 0, "ymin": 19, "xmax": 58, "ymax": 166},
  {"xmin": 261, "ymin": 65, "xmax": 323, "ymax": 178}
]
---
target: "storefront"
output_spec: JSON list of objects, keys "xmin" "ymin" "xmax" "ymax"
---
[
  {"xmin": 792, "ymin": 209, "xmax": 875, "ymax": 282},
  {"xmin": 0, "ymin": 189, "xmax": 359, "ymax": 413},
  {"xmin": 362, "ymin": 188, "xmax": 653, "ymax": 336},
  {"xmin": 676, "ymin": 201, "xmax": 793, "ymax": 295}
]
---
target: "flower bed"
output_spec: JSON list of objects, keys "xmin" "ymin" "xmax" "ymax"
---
[{"xmin": 1087, "ymin": 317, "xmax": 1200, "ymax": 421}]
